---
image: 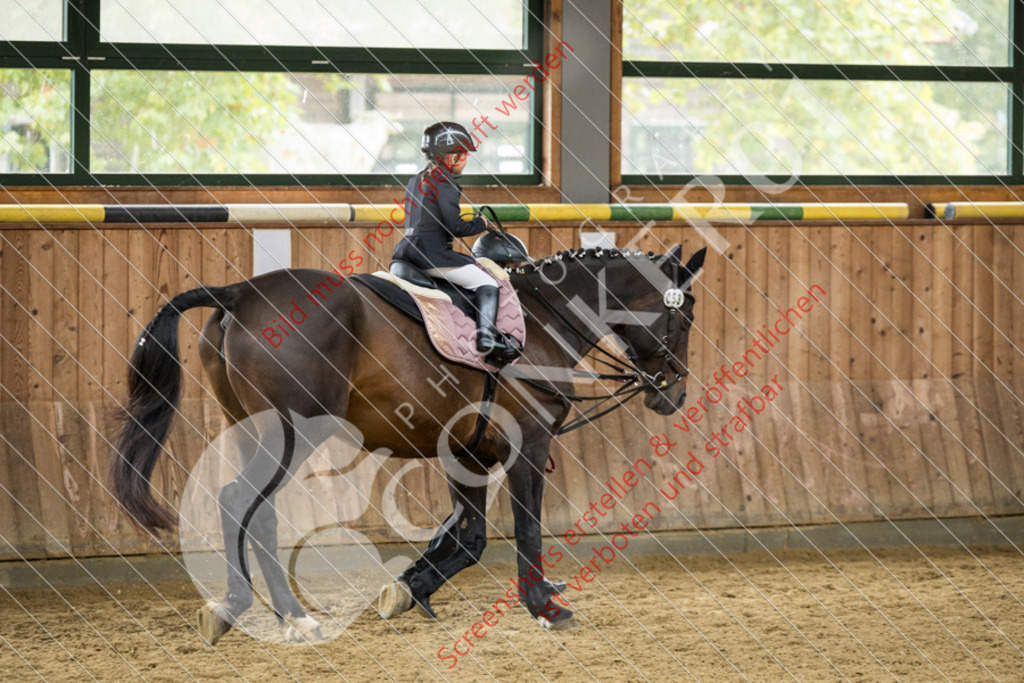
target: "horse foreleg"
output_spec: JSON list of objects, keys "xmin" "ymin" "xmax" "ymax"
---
[
  {"xmin": 507, "ymin": 454, "xmax": 577, "ymax": 630},
  {"xmin": 400, "ymin": 503, "xmax": 464, "ymax": 580},
  {"xmin": 378, "ymin": 483, "xmax": 487, "ymax": 619},
  {"xmin": 377, "ymin": 508, "xmax": 460, "ymax": 619}
]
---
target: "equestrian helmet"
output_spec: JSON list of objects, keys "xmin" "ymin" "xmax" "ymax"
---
[{"xmin": 422, "ymin": 121, "xmax": 477, "ymax": 160}]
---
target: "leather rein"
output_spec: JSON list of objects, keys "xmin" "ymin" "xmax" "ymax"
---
[
  {"xmin": 517, "ymin": 257, "xmax": 695, "ymax": 436},
  {"xmin": 456, "ymin": 209, "xmax": 694, "ymax": 465}
]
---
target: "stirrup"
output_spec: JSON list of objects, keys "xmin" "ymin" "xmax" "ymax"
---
[
  {"xmin": 477, "ymin": 327, "xmax": 501, "ymax": 354},
  {"xmin": 481, "ymin": 332, "xmax": 522, "ymax": 366}
]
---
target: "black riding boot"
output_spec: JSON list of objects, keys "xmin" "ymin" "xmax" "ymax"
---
[{"xmin": 475, "ymin": 285, "xmax": 501, "ymax": 355}]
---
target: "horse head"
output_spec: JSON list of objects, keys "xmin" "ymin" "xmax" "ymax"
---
[{"xmin": 610, "ymin": 245, "xmax": 706, "ymax": 416}]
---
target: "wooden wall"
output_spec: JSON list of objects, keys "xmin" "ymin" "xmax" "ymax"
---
[{"xmin": 2, "ymin": 218, "xmax": 1023, "ymax": 560}]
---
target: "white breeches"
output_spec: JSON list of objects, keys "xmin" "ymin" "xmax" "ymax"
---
[{"xmin": 425, "ymin": 264, "xmax": 496, "ymax": 291}]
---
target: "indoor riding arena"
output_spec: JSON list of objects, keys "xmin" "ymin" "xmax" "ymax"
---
[{"xmin": 4, "ymin": 1, "xmax": 1024, "ymax": 680}]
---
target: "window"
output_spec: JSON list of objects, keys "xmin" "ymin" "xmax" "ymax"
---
[
  {"xmin": 621, "ymin": 0, "xmax": 1019, "ymax": 183},
  {"xmin": 1, "ymin": 0, "xmax": 64, "ymax": 42},
  {"xmin": 0, "ymin": 0, "xmax": 542, "ymax": 185},
  {"xmin": 0, "ymin": 68, "xmax": 72, "ymax": 172},
  {"xmin": 99, "ymin": 0, "xmax": 524, "ymax": 50}
]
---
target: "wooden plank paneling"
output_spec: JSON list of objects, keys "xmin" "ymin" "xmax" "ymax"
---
[
  {"xmin": 990, "ymin": 227, "xmax": 1017, "ymax": 379},
  {"xmin": 1014, "ymin": 233, "xmax": 1024, "ymax": 379},
  {"xmin": 2, "ymin": 403, "xmax": 46, "ymax": 555},
  {"xmin": 931, "ymin": 226, "xmax": 955, "ymax": 379},
  {"xmin": 910, "ymin": 224, "xmax": 934, "ymax": 382},
  {"xmin": 2, "ymin": 231, "xmax": 29, "ymax": 403},
  {"xmin": 951, "ymin": 225, "xmax": 973, "ymax": 381},
  {"xmin": 1, "ymin": 221, "xmax": 1024, "ymax": 560},
  {"xmin": 102, "ymin": 231, "xmax": 129, "ymax": 403},
  {"xmin": 971, "ymin": 225, "xmax": 995, "ymax": 380},
  {"xmin": 26, "ymin": 231, "xmax": 54, "ymax": 403},
  {"xmin": 52, "ymin": 230, "xmax": 79, "ymax": 400},
  {"xmin": 829, "ymin": 228, "xmax": 852, "ymax": 382},
  {"xmin": 890, "ymin": 226, "xmax": 914, "ymax": 381},
  {"xmin": 806, "ymin": 227, "xmax": 831, "ymax": 384},
  {"xmin": 976, "ymin": 378, "xmax": 1016, "ymax": 511},
  {"xmin": 77, "ymin": 231, "xmax": 105, "ymax": 402},
  {"xmin": 995, "ymin": 379, "xmax": 1024, "ymax": 504}
]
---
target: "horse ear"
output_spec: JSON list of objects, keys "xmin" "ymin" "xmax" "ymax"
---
[
  {"xmin": 680, "ymin": 247, "xmax": 707, "ymax": 286},
  {"xmin": 668, "ymin": 244, "xmax": 684, "ymax": 268}
]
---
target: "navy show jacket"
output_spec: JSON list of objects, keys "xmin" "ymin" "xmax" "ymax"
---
[{"xmin": 392, "ymin": 163, "xmax": 487, "ymax": 269}]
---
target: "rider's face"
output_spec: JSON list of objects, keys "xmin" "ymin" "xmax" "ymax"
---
[{"xmin": 445, "ymin": 150, "xmax": 469, "ymax": 175}]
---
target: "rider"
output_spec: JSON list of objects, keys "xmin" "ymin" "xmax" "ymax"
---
[{"xmin": 392, "ymin": 121, "xmax": 504, "ymax": 356}]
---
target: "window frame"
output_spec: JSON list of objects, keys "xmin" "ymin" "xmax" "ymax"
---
[
  {"xmin": 0, "ymin": 0, "xmax": 546, "ymax": 186},
  {"xmin": 619, "ymin": 1, "xmax": 1024, "ymax": 186}
]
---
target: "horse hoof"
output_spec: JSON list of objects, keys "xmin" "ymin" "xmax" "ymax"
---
[
  {"xmin": 377, "ymin": 581, "xmax": 414, "ymax": 619},
  {"xmin": 537, "ymin": 614, "xmax": 579, "ymax": 631},
  {"xmin": 414, "ymin": 594, "xmax": 437, "ymax": 619},
  {"xmin": 197, "ymin": 601, "xmax": 233, "ymax": 646},
  {"xmin": 284, "ymin": 615, "xmax": 323, "ymax": 643}
]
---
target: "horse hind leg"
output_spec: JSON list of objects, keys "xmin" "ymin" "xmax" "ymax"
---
[
  {"xmin": 198, "ymin": 411, "xmax": 323, "ymax": 645},
  {"xmin": 246, "ymin": 493, "xmax": 322, "ymax": 642},
  {"xmin": 196, "ymin": 311, "xmax": 248, "ymax": 644},
  {"xmin": 199, "ymin": 309, "xmax": 249, "ymax": 424}
]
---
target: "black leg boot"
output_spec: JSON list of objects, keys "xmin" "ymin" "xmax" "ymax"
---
[{"xmin": 475, "ymin": 285, "xmax": 501, "ymax": 355}]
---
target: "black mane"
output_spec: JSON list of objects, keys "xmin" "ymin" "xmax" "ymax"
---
[{"xmin": 507, "ymin": 247, "xmax": 664, "ymax": 274}]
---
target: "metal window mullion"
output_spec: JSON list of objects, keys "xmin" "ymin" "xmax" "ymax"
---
[
  {"xmin": 0, "ymin": 54, "xmax": 73, "ymax": 68},
  {"xmin": 0, "ymin": 42, "xmax": 67, "ymax": 61},
  {"xmin": 91, "ymin": 43, "xmax": 533, "ymax": 71},
  {"xmin": 526, "ymin": 0, "xmax": 544, "ymax": 55},
  {"xmin": 0, "ymin": 172, "xmax": 541, "ymax": 187},
  {"xmin": 624, "ymin": 60, "xmax": 1012, "ymax": 82},
  {"xmin": 1010, "ymin": 0, "xmax": 1024, "ymax": 180},
  {"xmin": 66, "ymin": 0, "xmax": 95, "ymax": 181},
  {"xmin": 94, "ymin": 57, "xmax": 538, "ymax": 77},
  {"xmin": 620, "ymin": 173, "xmax": 1019, "ymax": 187},
  {"xmin": 525, "ymin": 0, "xmax": 544, "ymax": 178},
  {"xmin": 69, "ymin": 63, "xmax": 90, "ymax": 180}
]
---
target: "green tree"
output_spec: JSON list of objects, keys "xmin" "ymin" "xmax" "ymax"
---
[
  {"xmin": 623, "ymin": 0, "xmax": 1010, "ymax": 177},
  {"xmin": 91, "ymin": 71, "xmax": 302, "ymax": 173},
  {"xmin": 0, "ymin": 68, "xmax": 305, "ymax": 174},
  {"xmin": 0, "ymin": 69, "xmax": 71, "ymax": 172}
]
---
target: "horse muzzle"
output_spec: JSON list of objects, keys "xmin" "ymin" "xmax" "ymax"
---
[{"xmin": 644, "ymin": 388, "xmax": 685, "ymax": 415}]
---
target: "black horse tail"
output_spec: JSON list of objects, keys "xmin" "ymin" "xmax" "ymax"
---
[{"xmin": 110, "ymin": 285, "xmax": 236, "ymax": 532}]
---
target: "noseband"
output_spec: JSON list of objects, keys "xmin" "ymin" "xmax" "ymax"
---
[{"xmin": 629, "ymin": 287, "xmax": 694, "ymax": 394}]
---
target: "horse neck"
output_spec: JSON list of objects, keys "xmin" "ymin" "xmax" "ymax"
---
[{"xmin": 513, "ymin": 255, "xmax": 651, "ymax": 361}]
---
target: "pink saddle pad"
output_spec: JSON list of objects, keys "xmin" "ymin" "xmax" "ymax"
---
[{"xmin": 374, "ymin": 271, "xmax": 526, "ymax": 372}]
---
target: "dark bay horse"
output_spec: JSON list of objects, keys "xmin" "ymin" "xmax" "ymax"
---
[{"xmin": 111, "ymin": 244, "xmax": 706, "ymax": 644}]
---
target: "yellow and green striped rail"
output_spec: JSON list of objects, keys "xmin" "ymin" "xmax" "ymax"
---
[
  {"xmin": 0, "ymin": 202, "xmax": 910, "ymax": 225},
  {"xmin": 932, "ymin": 202, "xmax": 1024, "ymax": 220}
]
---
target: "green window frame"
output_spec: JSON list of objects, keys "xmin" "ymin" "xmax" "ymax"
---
[
  {"xmin": 621, "ymin": 1, "xmax": 1024, "ymax": 186},
  {"xmin": 0, "ymin": 0, "xmax": 545, "ymax": 187}
]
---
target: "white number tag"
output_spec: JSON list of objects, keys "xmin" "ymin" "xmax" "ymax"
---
[{"xmin": 663, "ymin": 288, "xmax": 686, "ymax": 309}]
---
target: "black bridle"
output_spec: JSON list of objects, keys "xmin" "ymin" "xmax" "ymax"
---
[
  {"xmin": 647, "ymin": 289, "xmax": 695, "ymax": 391},
  {"xmin": 517, "ymin": 275, "xmax": 695, "ymax": 436}
]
